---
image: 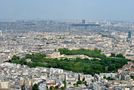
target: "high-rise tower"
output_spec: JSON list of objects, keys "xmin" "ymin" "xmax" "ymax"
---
[{"xmin": 128, "ymin": 31, "xmax": 132, "ymax": 39}]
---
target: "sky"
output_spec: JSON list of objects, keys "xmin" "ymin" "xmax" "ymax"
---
[{"xmin": 0, "ymin": 0, "xmax": 134, "ymax": 21}]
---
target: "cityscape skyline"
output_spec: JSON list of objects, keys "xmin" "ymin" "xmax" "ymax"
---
[{"xmin": 0, "ymin": 0, "xmax": 134, "ymax": 90}]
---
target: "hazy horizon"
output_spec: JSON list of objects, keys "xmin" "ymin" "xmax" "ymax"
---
[{"xmin": 0, "ymin": 0, "xmax": 134, "ymax": 21}]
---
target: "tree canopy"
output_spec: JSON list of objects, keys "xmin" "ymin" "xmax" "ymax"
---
[{"xmin": 10, "ymin": 49, "xmax": 128, "ymax": 75}]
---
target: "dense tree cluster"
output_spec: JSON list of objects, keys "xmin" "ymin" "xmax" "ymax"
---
[
  {"xmin": 110, "ymin": 53, "xmax": 125, "ymax": 58},
  {"xmin": 32, "ymin": 84, "xmax": 39, "ymax": 90},
  {"xmin": 10, "ymin": 53, "xmax": 46, "ymax": 67},
  {"xmin": 10, "ymin": 49, "xmax": 128, "ymax": 75},
  {"xmin": 58, "ymin": 48, "xmax": 106, "ymax": 58}
]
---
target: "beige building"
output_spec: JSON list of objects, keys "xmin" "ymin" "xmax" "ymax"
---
[{"xmin": 0, "ymin": 82, "xmax": 9, "ymax": 90}]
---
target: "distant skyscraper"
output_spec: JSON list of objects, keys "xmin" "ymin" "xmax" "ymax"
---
[
  {"xmin": 127, "ymin": 31, "xmax": 132, "ymax": 44},
  {"xmin": 0, "ymin": 30, "xmax": 2, "ymax": 36},
  {"xmin": 82, "ymin": 20, "xmax": 85, "ymax": 24},
  {"xmin": 128, "ymin": 31, "xmax": 132, "ymax": 39}
]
